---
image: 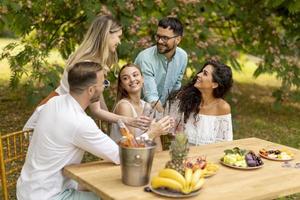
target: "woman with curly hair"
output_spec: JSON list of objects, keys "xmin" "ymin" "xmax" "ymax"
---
[{"xmin": 170, "ymin": 60, "xmax": 233, "ymax": 145}]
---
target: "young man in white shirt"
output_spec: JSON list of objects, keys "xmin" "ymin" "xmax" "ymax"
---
[{"xmin": 16, "ymin": 62, "xmax": 171, "ymax": 200}]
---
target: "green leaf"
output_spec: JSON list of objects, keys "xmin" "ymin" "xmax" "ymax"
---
[
  {"xmin": 1, "ymin": 0, "xmax": 300, "ymax": 104},
  {"xmin": 229, "ymin": 57, "xmax": 242, "ymax": 71},
  {"xmin": 253, "ymin": 63, "xmax": 265, "ymax": 78},
  {"xmin": 266, "ymin": 0, "xmax": 285, "ymax": 8},
  {"xmin": 287, "ymin": 1, "xmax": 300, "ymax": 13},
  {"xmin": 224, "ymin": 149, "xmax": 234, "ymax": 154}
]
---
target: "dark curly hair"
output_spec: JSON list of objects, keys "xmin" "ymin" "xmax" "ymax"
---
[
  {"xmin": 169, "ymin": 60, "xmax": 233, "ymax": 122},
  {"xmin": 158, "ymin": 17, "xmax": 183, "ymax": 36}
]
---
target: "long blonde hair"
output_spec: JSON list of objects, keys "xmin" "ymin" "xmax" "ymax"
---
[{"xmin": 66, "ymin": 15, "xmax": 122, "ymax": 71}]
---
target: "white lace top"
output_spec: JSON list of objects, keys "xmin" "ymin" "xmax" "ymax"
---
[
  {"xmin": 185, "ymin": 113, "xmax": 233, "ymax": 145},
  {"xmin": 110, "ymin": 99, "xmax": 146, "ymax": 143}
]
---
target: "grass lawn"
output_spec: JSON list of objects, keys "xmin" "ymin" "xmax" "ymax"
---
[{"xmin": 0, "ymin": 38, "xmax": 299, "ymax": 199}]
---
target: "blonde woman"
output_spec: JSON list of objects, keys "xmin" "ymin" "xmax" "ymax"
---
[
  {"xmin": 24, "ymin": 15, "xmax": 149, "ymax": 130},
  {"xmin": 110, "ymin": 64, "xmax": 172, "ymax": 151}
]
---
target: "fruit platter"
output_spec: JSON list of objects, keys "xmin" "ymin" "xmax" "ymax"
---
[
  {"xmin": 184, "ymin": 156, "xmax": 220, "ymax": 178},
  {"xmin": 150, "ymin": 133, "xmax": 205, "ymax": 197},
  {"xmin": 259, "ymin": 148, "xmax": 294, "ymax": 161},
  {"xmin": 220, "ymin": 147, "xmax": 264, "ymax": 170}
]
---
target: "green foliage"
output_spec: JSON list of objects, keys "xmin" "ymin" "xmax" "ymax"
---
[
  {"xmin": 224, "ymin": 147, "xmax": 247, "ymax": 156},
  {"xmin": 0, "ymin": 0, "xmax": 300, "ymax": 104}
]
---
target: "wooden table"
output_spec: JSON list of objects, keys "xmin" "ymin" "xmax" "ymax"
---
[{"xmin": 63, "ymin": 138, "xmax": 300, "ymax": 200}]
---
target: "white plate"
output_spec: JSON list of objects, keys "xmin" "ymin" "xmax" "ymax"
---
[
  {"xmin": 220, "ymin": 160, "xmax": 264, "ymax": 170},
  {"xmin": 149, "ymin": 186, "xmax": 201, "ymax": 198},
  {"xmin": 259, "ymin": 152, "xmax": 293, "ymax": 162}
]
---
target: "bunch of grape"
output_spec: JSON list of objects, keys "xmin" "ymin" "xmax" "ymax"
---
[{"xmin": 245, "ymin": 151, "xmax": 263, "ymax": 167}]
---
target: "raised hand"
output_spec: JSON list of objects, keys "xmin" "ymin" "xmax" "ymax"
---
[
  {"xmin": 147, "ymin": 116, "xmax": 172, "ymax": 138},
  {"xmin": 126, "ymin": 116, "xmax": 151, "ymax": 130}
]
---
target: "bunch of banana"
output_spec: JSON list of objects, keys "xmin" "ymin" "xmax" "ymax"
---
[
  {"xmin": 151, "ymin": 168, "xmax": 205, "ymax": 194},
  {"xmin": 182, "ymin": 167, "xmax": 205, "ymax": 194},
  {"xmin": 202, "ymin": 162, "xmax": 219, "ymax": 177}
]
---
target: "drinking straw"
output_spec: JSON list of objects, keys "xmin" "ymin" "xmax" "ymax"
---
[
  {"xmin": 174, "ymin": 112, "xmax": 185, "ymax": 134},
  {"xmin": 141, "ymin": 95, "xmax": 163, "ymax": 134},
  {"xmin": 148, "ymin": 95, "xmax": 162, "ymax": 116}
]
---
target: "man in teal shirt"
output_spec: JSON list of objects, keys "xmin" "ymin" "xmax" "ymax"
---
[{"xmin": 134, "ymin": 17, "xmax": 188, "ymax": 112}]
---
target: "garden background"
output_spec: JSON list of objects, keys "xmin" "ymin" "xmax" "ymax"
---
[{"xmin": 0, "ymin": 1, "xmax": 299, "ymax": 199}]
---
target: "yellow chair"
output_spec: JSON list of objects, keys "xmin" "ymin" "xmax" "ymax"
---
[{"xmin": 0, "ymin": 129, "xmax": 32, "ymax": 200}]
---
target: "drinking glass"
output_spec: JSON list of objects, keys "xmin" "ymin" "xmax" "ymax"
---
[
  {"xmin": 163, "ymin": 100, "xmax": 182, "ymax": 135},
  {"xmin": 142, "ymin": 102, "xmax": 155, "ymax": 119}
]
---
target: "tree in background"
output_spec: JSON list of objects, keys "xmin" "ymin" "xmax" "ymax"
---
[{"xmin": 0, "ymin": 0, "xmax": 299, "ymax": 104}]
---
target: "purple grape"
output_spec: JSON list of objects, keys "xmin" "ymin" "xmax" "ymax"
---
[
  {"xmin": 248, "ymin": 160, "xmax": 257, "ymax": 167},
  {"xmin": 245, "ymin": 151, "xmax": 263, "ymax": 167},
  {"xmin": 245, "ymin": 154, "xmax": 253, "ymax": 160}
]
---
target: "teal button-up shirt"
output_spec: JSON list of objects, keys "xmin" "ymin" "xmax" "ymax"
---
[{"xmin": 134, "ymin": 45, "xmax": 188, "ymax": 104}]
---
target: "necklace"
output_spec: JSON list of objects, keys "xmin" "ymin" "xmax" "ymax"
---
[{"xmin": 200, "ymin": 99, "xmax": 219, "ymax": 110}]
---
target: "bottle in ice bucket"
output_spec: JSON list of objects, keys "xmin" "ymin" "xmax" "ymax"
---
[
  {"xmin": 118, "ymin": 120, "xmax": 156, "ymax": 186},
  {"xmin": 117, "ymin": 119, "xmax": 139, "ymax": 147}
]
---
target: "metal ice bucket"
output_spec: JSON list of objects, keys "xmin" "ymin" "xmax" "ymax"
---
[{"xmin": 119, "ymin": 140, "xmax": 156, "ymax": 186}]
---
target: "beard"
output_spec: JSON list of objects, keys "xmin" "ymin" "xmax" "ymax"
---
[{"xmin": 157, "ymin": 42, "xmax": 175, "ymax": 54}]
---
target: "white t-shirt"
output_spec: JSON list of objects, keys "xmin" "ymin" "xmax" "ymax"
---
[
  {"xmin": 23, "ymin": 104, "xmax": 44, "ymax": 131},
  {"xmin": 17, "ymin": 94, "xmax": 119, "ymax": 200},
  {"xmin": 110, "ymin": 99, "xmax": 146, "ymax": 143},
  {"xmin": 185, "ymin": 113, "xmax": 233, "ymax": 145}
]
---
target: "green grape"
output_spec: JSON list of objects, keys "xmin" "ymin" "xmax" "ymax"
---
[
  {"xmin": 224, "ymin": 154, "xmax": 237, "ymax": 165},
  {"xmin": 235, "ymin": 160, "xmax": 247, "ymax": 167}
]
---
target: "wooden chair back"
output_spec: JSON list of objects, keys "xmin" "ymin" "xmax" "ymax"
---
[{"xmin": 0, "ymin": 130, "xmax": 32, "ymax": 200}]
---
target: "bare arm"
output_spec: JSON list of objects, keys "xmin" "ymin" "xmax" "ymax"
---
[
  {"xmin": 89, "ymin": 101, "xmax": 126, "ymax": 123},
  {"xmin": 99, "ymin": 93, "xmax": 108, "ymax": 111},
  {"xmin": 114, "ymin": 101, "xmax": 136, "ymax": 135},
  {"xmin": 89, "ymin": 100, "xmax": 150, "ymax": 129},
  {"xmin": 154, "ymin": 137, "xmax": 163, "ymax": 152}
]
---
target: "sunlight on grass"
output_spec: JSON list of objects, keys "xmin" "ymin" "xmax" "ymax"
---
[
  {"xmin": 47, "ymin": 51, "xmax": 65, "ymax": 65},
  {"xmin": 233, "ymin": 54, "xmax": 281, "ymax": 87},
  {"xmin": 0, "ymin": 38, "xmax": 18, "ymax": 82},
  {"xmin": 1, "ymin": 37, "xmax": 283, "ymax": 89},
  {"xmin": 0, "ymin": 38, "xmax": 65, "ymax": 83}
]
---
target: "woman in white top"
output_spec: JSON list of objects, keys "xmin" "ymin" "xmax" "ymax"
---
[
  {"xmin": 111, "ymin": 63, "xmax": 172, "ymax": 150},
  {"xmin": 170, "ymin": 60, "xmax": 233, "ymax": 145},
  {"xmin": 33, "ymin": 15, "xmax": 149, "ymax": 129}
]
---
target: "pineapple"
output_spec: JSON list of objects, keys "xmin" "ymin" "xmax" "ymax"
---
[{"xmin": 165, "ymin": 132, "xmax": 189, "ymax": 175}]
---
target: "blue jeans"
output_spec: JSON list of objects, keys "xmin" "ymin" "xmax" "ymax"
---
[{"xmin": 54, "ymin": 189, "xmax": 100, "ymax": 200}]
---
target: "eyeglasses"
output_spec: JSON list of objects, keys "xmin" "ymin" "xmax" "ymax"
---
[
  {"xmin": 154, "ymin": 34, "xmax": 178, "ymax": 43},
  {"xmin": 103, "ymin": 79, "xmax": 110, "ymax": 89}
]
